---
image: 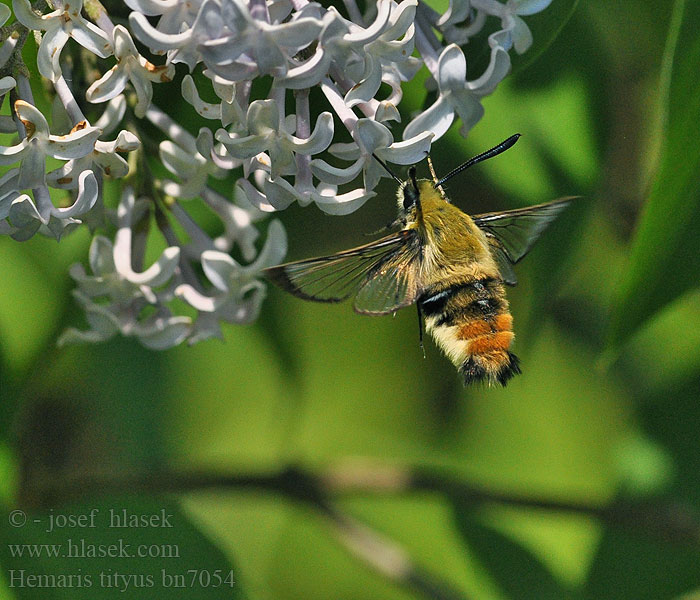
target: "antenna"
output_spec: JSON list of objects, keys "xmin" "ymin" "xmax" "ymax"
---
[
  {"xmin": 435, "ymin": 133, "xmax": 521, "ymax": 188},
  {"xmin": 371, "ymin": 153, "xmax": 403, "ymax": 185},
  {"xmin": 408, "ymin": 165, "xmax": 423, "ymax": 219}
]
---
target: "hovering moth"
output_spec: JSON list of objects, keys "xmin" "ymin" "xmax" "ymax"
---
[{"xmin": 265, "ymin": 135, "xmax": 571, "ymax": 386}]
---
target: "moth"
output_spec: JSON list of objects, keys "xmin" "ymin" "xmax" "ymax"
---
[{"xmin": 265, "ymin": 135, "xmax": 571, "ymax": 386}]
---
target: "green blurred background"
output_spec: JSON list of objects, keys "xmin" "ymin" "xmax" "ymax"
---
[{"xmin": 1, "ymin": 0, "xmax": 699, "ymax": 598}]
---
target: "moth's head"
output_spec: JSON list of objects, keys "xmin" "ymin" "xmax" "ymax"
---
[
  {"xmin": 382, "ymin": 133, "xmax": 522, "ymax": 224},
  {"xmin": 396, "ymin": 166, "xmax": 422, "ymax": 221}
]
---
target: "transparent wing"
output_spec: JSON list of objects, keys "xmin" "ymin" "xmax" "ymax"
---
[
  {"xmin": 483, "ymin": 234, "xmax": 519, "ymax": 286},
  {"xmin": 264, "ymin": 230, "xmax": 422, "ymax": 313},
  {"xmin": 353, "ymin": 244, "xmax": 422, "ymax": 314},
  {"xmin": 473, "ymin": 197, "xmax": 573, "ymax": 285}
]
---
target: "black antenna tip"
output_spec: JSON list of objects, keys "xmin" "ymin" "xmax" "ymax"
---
[
  {"xmin": 435, "ymin": 133, "xmax": 523, "ymax": 188},
  {"xmin": 507, "ymin": 133, "xmax": 521, "ymax": 145}
]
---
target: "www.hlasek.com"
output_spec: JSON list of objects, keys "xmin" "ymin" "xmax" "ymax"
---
[{"xmin": 9, "ymin": 538, "xmax": 179, "ymax": 559}]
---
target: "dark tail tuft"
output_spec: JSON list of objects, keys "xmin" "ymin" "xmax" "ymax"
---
[
  {"xmin": 496, "ymin": 352, "xmax": 521, "ymax": 386},
  {"xmin": 461, "ymin": 352, "xmax": 521, "ymax": 387},
  {"xmin": 496, "ymin": 352, "xmax": 522, "ymax": 387},
  {"xmin": 461, "ymin": 357, "xmax": 487, "ymax": 385}
]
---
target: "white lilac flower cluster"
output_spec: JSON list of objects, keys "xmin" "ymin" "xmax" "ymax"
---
[{"xmin": 0, "ymin": 0, "xmax": 551, "ymax": 348}]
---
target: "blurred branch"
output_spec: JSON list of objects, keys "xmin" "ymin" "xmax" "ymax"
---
[
  {"xmin": 325, "ymin": 462, "xmax": 700, "ymax": 545},
  {"xmin": 24, "ymin": 463, "xmax": 700, "ymax": 593}
]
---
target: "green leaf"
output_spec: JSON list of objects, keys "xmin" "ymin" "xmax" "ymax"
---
[
  {"xmin": 583, "ymin": 377, "xmax": 700, "ymax": 599},
  {"xmin": 583, "ymin": 528, "xmax": 700, "ymax": 600},
  {"xmin": 606, "ymin": 0, "xmax": 700, "ymax": 354},
  {"xmin": 452, "ymin": 502, "xmax": 575, "ymax": 600},
  {"xmin": 511, "ymin": 0, "xmax": 581, "ymax": 76},
  {"xmin": 0, "ymin": 497, "xmax": 243, "ymax": 600}
]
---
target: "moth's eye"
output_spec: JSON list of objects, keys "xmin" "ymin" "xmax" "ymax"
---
[{"xmin": 403, "ymin": 186, "xmax": 418, "ymax": 210}]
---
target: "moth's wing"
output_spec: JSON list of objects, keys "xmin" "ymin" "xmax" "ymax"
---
[
  {"xmin": 353, "ymin": 234, "xmax": 423, "ymax": 315},
  {"xmin": 483, "ymin": 235, "xmax": 519, "ymax": 286},
  {"xmin": 263, "ymin": 229, "xmax": 422, "ymax": 313},
  {"xmin": 473, "ymin": 197, "xmax": 573, "ymax": 286}
]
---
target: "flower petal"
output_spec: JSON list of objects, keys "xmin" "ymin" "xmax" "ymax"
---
[
  {"xmin": 375, "ymin": 101, "xmax": 401, "ymax": 122},
  {"xmin": 262, "ymin": 178, "xmax": 300, "ymax": 211},
  {"xmin": 58, "ymin": 326, "xmax": 114, "ymax": 346},
  {"xmin": 37, "ymin": 26, "xmax": 70, "ymax": 81},
  {"xmin": 345, "ymin": 55, "xmax": 383, "ymax": 107},
  {"xmin": 328, "ymin": 142, "xmax": 361, "ymax": 161},
  {"xmin": 48, "ymin": 126, "xmax": 101, "ymax": 160},
  {"xmin": 86, "ymin": 67, "xmax": 129, "ymax": 104},
  {"xmin": 15, "ymin": 99, "xmax": 51, "ymax": 137},
  {"xmin": 201, "ymin": 250, "xmax": 236, "ymax": 292},
  {"xmin": 181, "ymin": 75, "xmax": 221, "ymax": 121},
  {"xmin": 217, "ymin": 131, "xmax": 269, "ymax": 159},
  {"xmin": 286, "ymin": 112, "xmax": 334, "ymax": 155},
  {"xmin": 448, "ymin": 88, "xmax": 485, "ymax": 137},
  {"xmin": 310, "ymin": 157, "xmax": 364, "ymax": 185},
  {"xmin": 344, "ymin": 0, "xmax": 391, "ymax": 44},
  {"xmin": 0, "ymin": 76, "xmax": 15, "ymax": 95},
  {"xmin": 354, "ymin": 119, "xmax": 393, "ymax": 154},
  {"xmin": 0, "ymin": 140, "xmax": 28, "ymax": 166},
  {"xmin": 383, "ymin": 0, "xmax": 418, "ymax": 39},
  {"xmin": 8, "ymin": 194, "xmax": 42, "ymax": 233},
  {"xmin": 175, "ymin": 284, "xmax": 218, "ymax": 312},
  {"xmin": 403, "ymin": 95, "xmax": 454, "ymax": 141},
  {"xmin": 129, "ymin": 67, "xmax": 155, "ymax": 118},
  {"xmin": 17, "ymin": 145, "xmax": 46, "ymax": 189},
  {"xmin": 0, "ymin": 3, "xmax": 11, "ymax": 26},
  {"xmin": 437, "ymin": 0, "xmax": 471, "ymax": 28},
  {"xmin": 437, "ymin": 44, "xmax": 467, "ymax": 91},
  {"xmin": 383, "ymin": 130, "xmax": 433, "ymax": 164},
  {"xmin": 11, "ymin": 0, "xmax": 46, "ymax": 30},
  {"xmin": 128, "ymin": 11, "xmax": 193, "ymax": 51},
  {"xmin": 264, "ymin": 16, "xmax": 324, "ymax": 49},
  {"xmin": 236, "ymin": 178, "xmax": 277, "ymax": 213},
  {"xmin": 71, "ymin": 18, "xmax": 113, "ymax": 58},
  {"xmin": 51, "ymin": 170, "xmax": 98, "ymax": 217},
  {"xmin": 114, "ymin": 227, "xmax": 180, "ymax": 286},
  {"xmin": 510, "ymin": 14, "xmax": 533, "ymax": 54},
  {"xmin": 313, "ymin": 187, "xmax": 375, "ymax": 216},
  {"xmin": 93, "ymin": 95, "xmax": 127, "ymax": 134},
  {"xmin": 278, "ymin": 47, "xmax": 331, "ymax": 89},
  {"xmin": 133, "ymin": 315, "xmax": 192, "ymax": 350},
  {"xmin": 509, "ymin": 0, "xmax": 553, "ymax": 16},
  {"xmin": 123, "ymin": 0, "xmax": 179, "ymax": 16},
  {"xmin": 89, "ymin": 235, "xmax": 116, "ymax": 275},
  {"xmin": 246, "ymin": 99, "xmax": 279, "ymax": 133},
  {"xmin": 247, "ymin": 219, "xmax": 287, "ymax": 271},
  {"xmin": 216, "ymin": 282, "xmax": 265, "ymax": 324},
  {"xmin": 468, "ymin": 44, "xmax": 510, "ymax": 95}
]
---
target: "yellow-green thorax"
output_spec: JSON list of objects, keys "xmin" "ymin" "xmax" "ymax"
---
[{"xmin": 398, "ymin": 179, "xmax": 500, "ymax": 284}]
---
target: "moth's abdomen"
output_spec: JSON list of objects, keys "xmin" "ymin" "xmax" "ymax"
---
[{"xmin": 419, "ymin": 277, "xmax": 521, "ymax": 387}]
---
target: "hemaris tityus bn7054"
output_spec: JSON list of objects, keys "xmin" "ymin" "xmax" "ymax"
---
[{"xmin": 265, "ymin": 134, "xmax": 572, "ymax": 386}]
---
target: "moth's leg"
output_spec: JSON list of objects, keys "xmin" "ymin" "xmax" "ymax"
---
[
  {"xmin": 364, "ymin": 217, "xmax": 404, "ymax": 236},
  {"xmin": 427, "ymin": 156, "xmax": 447, "ymax": 200},
  {"xmin": 417, "ymin": 303, "xmax": 426, "ymax": 358}
]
